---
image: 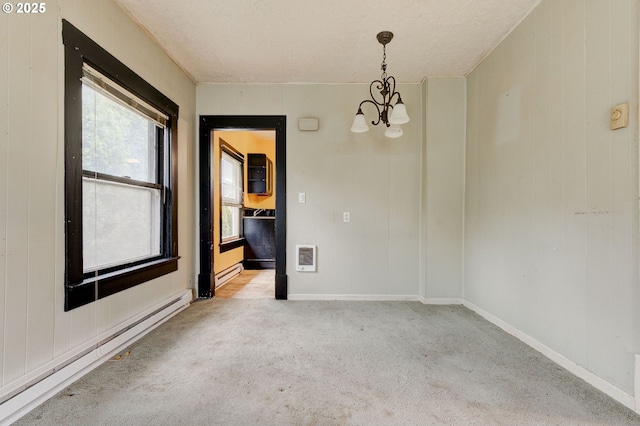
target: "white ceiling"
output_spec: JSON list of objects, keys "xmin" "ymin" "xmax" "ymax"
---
[{"xmin": 115, "ymin": 0, "xmax": 541, "ymax": 84}]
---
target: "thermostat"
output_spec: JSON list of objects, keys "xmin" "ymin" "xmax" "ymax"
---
[{"xmin": 298, "ymin": 118, "xmax": 319, "ymax": 131}]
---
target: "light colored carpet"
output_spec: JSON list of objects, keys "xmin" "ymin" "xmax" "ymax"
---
[{"xmin": 15, "ymin": 299, "xmax": 640, "ymax": 425}]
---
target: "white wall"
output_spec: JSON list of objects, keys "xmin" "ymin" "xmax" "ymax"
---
[
  {"xmin": 0, "ymin": 0, "xmax": 196, "ymax": 392},
  {"xmin": 197, "ymin": 82, "xmax": 467, "ymax": 300},
  {"xmin": 198, "ymin": 84, "xmax": 426, "ymax": 297},
  {"xmin": 465, "ymin": 0, "xmax": 640, "ymax": 396},
  {"xmin": 424, "ymin": 79, "xmax": 466, "ymax": 300}
]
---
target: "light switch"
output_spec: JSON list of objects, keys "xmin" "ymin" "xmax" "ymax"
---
[
  {"xmin": 610, "ymin": 103, "xmax": 629, "ymax": 130},
  {"xmin": 298, "ymin": 193, "xmax": 306, "ymax": 203},
  {"xmin": 343, "ymin": 212, "xmax": 351, "ymax": 222}
]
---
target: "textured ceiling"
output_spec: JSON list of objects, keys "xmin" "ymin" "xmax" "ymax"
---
[{"xmin": 115, "ymin": 0, "xmax": 541, "ymax": 84}]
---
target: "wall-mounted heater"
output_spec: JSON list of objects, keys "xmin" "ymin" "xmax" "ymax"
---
[{"xmin": 296, "ymin": 245, "xmax": 317, "ymax": 272}]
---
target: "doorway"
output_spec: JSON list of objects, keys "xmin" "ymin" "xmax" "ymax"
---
[{"xmin": 198, "ymin": 116, "xmax": 287, "ymax": 300}]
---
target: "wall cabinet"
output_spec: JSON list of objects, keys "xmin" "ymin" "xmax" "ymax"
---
[{"xmin": 247, "ymin": 153, "xmax": 273, "ymax": 195}]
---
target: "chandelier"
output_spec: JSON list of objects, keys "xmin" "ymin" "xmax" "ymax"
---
[{"xmin": 350, "ymin": 31, "xmax": 410, "ymax": 138}]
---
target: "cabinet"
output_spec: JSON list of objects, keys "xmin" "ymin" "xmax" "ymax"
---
[
  {"xmin": 247, "ymin": 153, "xmax": 273, "ymax": 195},
  {"xmin": 243, "ymin": 212, "xmax": 275, "ymax": 270}
]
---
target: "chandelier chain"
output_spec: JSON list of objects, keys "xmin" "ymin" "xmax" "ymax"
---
[{"xmin": 381, "ymin": 44, "xmax": 387, "ymax": 77}]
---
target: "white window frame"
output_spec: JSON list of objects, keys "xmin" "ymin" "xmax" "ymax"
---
[
  {"xmin": 81, "ymin": 68, "xmax": 167, "ymax": 272},
  {"xmin": 220, "ymin": 144, "xmax": 244, "ymax": 243}
]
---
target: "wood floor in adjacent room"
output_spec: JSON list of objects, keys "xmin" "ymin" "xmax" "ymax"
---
[{"xmin": 215, "ymin": 269, "xmax": 275, "ymax": 299}]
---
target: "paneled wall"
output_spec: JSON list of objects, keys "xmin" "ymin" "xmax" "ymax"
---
[
  {"xmin": 198, "ymin": 84, "xmax": 425, "ymax": 297},
  {"xmin": 0, "ymin": 0, "xmax": 195, "ymax": 391},
  {"xmin": 465, "ymin": 0, "xmax": 640, "ymax": 395},
  {"xmin": 424, "ymin": 79, "xmax": 466, "ymax": 300}
]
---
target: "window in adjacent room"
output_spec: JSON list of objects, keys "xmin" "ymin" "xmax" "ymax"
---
[
  {"xmin": 220, "ymin": 143, "xmax": 244, "ymax": 247},
  {"xmin": 63, "ymin": 20, "xmax": 179, "ymax": 311}
]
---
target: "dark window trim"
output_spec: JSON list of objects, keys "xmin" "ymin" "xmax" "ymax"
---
[
  {"xmin": 220, "ymin": 238, "xmax": 246, "ymax": 253},
  {"xmin": 63, "ymin": 20, "xmax": 179, "ymax": 311},
  {"xmin": 220, "ymin": 140, "xmax": 244, "ymax": 163}
]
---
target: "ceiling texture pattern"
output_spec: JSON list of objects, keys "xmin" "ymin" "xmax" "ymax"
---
[{"xmin": 116, "ymin": 0, "xmax": 542, "ymax": 84}]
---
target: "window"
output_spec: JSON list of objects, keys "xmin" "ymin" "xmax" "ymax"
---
[
  {"xmin": 219, "ymin": 143, "xmax": 244, "ymax": 249},
  {"xmin": 63, "ymin": 20, "xmax": 179, "ymax": 311},
  {"xmin": 82, "ymin": 67, "xmax": 165, "ymax": 271}
]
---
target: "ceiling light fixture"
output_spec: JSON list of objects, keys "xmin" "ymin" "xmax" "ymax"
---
[{"xmin": 350, "ymin": 31, "xmax": 410, "ymax": 138}]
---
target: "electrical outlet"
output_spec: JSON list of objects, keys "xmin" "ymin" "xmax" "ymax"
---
[
  {"xmin": 298, "ymin": 193, "xmax": 306, "ymax": 203},
  {"xmin": 343, "ymin": 212, "xmax": 351, "ymax": 222}
]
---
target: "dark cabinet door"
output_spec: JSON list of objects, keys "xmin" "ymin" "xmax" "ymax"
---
[{"xmin": 243, "ymin": 217, "xmax": 275, "ymax": 269}]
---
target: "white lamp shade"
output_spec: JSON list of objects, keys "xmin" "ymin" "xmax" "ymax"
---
[
  {"xmin": 389, "ymin": 102, "xmax": 410, "ymax": 125},
  {"xmin": 384, "ymin": 124, "xmax": 403, "ymax": 138},
  {"xmin": 350, "ymin": 112, "xmax": 370, "ymax": 133}
]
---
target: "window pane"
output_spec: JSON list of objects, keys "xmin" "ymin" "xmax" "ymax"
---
[
  {"xmin": 221, "ymin": 205, "xmax": 239, "ymax": 240},
  {"xmin": 221, "ymin": 152, "xmax": 241, "ymax": 203},
  {"xmin": 82, "ymin": 84, "xmax": 157, "ymax": 182},
  {"xmin": 83, "ymin": 178, "xmax": 161, "ymax": 272}
]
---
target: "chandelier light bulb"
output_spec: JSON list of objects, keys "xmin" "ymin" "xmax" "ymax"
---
[
  {"xmin": 384, "ymin": 125, "xmax": 403, "ymax": 138},
  {"xmin": 350, "ymin": 109, "xmax": 370, "ymax": 133},
  {"xmin": 389, "ymin": 98, "xmax": 410, "ymax": 125}
]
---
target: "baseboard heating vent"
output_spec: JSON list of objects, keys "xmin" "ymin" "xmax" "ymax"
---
[
  {"xmin": 296, "ymin": 245, "xmax": 317, "ymax": 272},
  {"xmin": 0, "ymin": 290, "xmax": 191, "ymax": 425},
  {"xmin": 215, "ymin": 263, "xmax": 244, "ymax": 288}
]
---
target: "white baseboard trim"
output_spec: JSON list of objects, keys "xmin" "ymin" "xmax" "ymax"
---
[
  {"xmin": 636, "ymin": 354, "xmax": 640, "ymax": 412},
  {"xmin": 0, "ymin": 290, "xmax": 192, "ymax": 425},
  {"xmin": 287, "ymin": 294, "xmax": 422, "ymax": 302},
  {"xmin": 421, "ymin": 297, "xmax": 464, "ymax": 305},
  {"xmin": 287, "ymin": 294, "xmax": 465, "ymax": 305},
  {"xmin": 463, "ymin": 301, "xmax": 637, "ymax": 413}
]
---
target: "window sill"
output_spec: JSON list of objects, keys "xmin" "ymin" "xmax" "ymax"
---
[
  {"xmin": 65, "ymin": 257, "xmax": 179, "ymax": 311},
  {"xmin": 220, "ymin": 238, "xmax": 245, "ymax": 253}
]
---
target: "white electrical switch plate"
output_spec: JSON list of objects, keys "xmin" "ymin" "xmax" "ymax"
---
[
  {"xmin": 610, "ymin": 103, "xmax": 629, "ymax": 130},
  {"xmin": 343, "ymin": 212, "xmax": 351, "ymax": 222},
  {"xmin": 298, "ymin": 193, "xmax": 306, "ymax": 203}
]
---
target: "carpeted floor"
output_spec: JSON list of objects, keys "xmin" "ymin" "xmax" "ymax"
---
[{"xmin": 14, "ymin": 299, "xmax": 640, "ymax": 425}]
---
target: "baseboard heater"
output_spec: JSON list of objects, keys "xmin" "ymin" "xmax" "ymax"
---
[
  {"xmin": 215, "ymin": 263, "xmax": 243, "ymax": 288},
  {"xmin": 0, "ymin": 290, "xmax": 192, "ymax": 425}
]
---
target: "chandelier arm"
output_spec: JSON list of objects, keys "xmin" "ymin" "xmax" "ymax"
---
[
  {"xmin": 368, "ymin": 79, "xmax": 388, "ymax": 106},
  {"xmin": 386, "ymin": 76, "xmax": 402, "ymax": 105},
  {"xmin": 358, "ymin": 99, "xmax": 383, "ymax": 126}
]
